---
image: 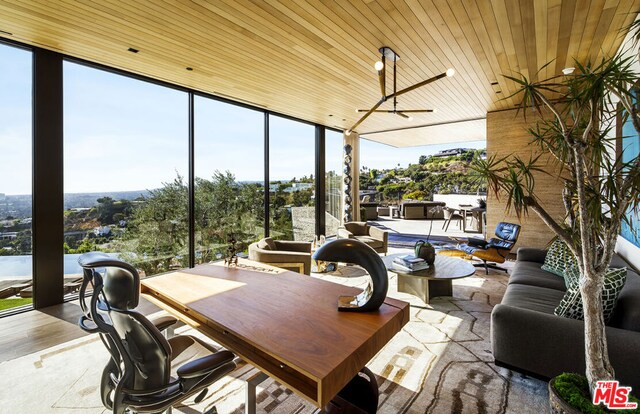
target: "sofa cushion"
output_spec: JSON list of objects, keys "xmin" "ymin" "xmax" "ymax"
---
[
  {"xmin": 500, "ymin": 283, "xmax": 566, "ymax": 314},
  {"xmin": 257, "ymin": 237, "xmax": 276, "ymax": 251},
  {"xmin": 554, "ymin": 266, "xmax": 627, "ymax": 323},
  {"xmin": 609, "ymin": 269, "xmax": 640, "ymax": 331},
  {"xmin": 508, "ymin": 260, "xmax": 567, "ymax": 291},
  {"xmin": 541, "ymin": 239, "xmax": 577, "ymax": 277}
]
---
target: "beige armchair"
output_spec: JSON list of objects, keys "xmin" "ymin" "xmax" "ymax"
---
[
  {"xmin": 337, "ymin": 222, "xmax": 388, "ymax": 254},
  {"xmin": 248, "ymin": 237, "xmax": 312, "ymax": 275}
]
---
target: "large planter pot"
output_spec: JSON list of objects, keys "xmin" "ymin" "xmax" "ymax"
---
[{"xmin": 548, "ymin": 378, "xmax": 581, "ymax": 414}]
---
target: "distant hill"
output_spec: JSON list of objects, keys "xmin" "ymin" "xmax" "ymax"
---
[
  {"xmin": 0, "ymin": 190, "xmax": 153, "ymax": 219},
  {"xmin": 63, "ymin": 190, "xmax": 152, "ymax": 209}
]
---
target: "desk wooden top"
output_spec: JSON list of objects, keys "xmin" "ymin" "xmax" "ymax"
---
[{"xmin": 141, "ymin": 260, "xmax": 409, "ymax": 407}]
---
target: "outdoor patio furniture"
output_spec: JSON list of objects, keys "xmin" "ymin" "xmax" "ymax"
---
[
  {"xmin": 361, "ymin": 202, "xmax": 379, "ymax": 220},
  {"xmin": 248, "ymin": 237, "xmax": 312, "ymax": 275},
  {"xmin": 338, "ymin": 222, "xmax": 388, "ymax": 255},
  {"xmin": 401, "ymin": 201, "xmax": 446, "ymax": 220},
  {"xmin": 442, "ymin": 207, "xmax": 464, "ymax": 231},
  {"xmin": 0, "ymin": 282, "xmax": 32, "ymax": 299}
]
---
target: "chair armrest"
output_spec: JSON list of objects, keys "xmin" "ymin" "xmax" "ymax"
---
[
  {"xmin": 274, "ymin": 240, "xmax": 312, "ymax": 253},
  {"xmin": 177, "ymin": 350, "xmax": 235, "ymax": 379},
  {"xmin": 253, "ymin": 250, "xmax": 310, "ymax": 261},
  {"xmin": 338, "ymin": 227, "xmax": 354, "ymax": 239},
  {"xmin": 516, "ymin": 248, "xmax": 547, "ymax": 264},
  {"xmin": 467, "ymin": 237, "xmax": 488, "ymax": 248},
  {"xmin": 152, "ymin": 316, "xmax": 178, "ymax": 332},
  {"xmin": 368, "ymin": 226, "xmax": 388, "ymax": 242},
  {"xmin": 487, "ymin": 238, "xmax": 514, "ymax": 250}
]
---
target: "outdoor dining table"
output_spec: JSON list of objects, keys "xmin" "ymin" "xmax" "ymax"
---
[{"xmin": 459, "ymin": 206, "xmax": 486, "ymax": 234}]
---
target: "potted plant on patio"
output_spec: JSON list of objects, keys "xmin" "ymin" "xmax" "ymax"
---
[{"xmin": 473, "ymin": 48, "xmax": 640, "ymax": 409}]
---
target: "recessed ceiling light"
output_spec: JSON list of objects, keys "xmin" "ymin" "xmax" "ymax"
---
[
  {"xmin": 186, "ymin": 67, "xmax": 193, "ymax": 71},
  {"xmin": 562, "ymin": 67, "xmax": 575, "ymax": 75},
  {"xmin": 490, "ymin": 81, "xmax": 499, "ymax": 86},
  {"xmin": 328, "ymin": 114, "xmax": 333, "ymax": 117},
  {"xmin": 496, "ymin": 91, "xmax": 502, "ymax": 94},
  {"xmin": 127, "ymin": 47, "xmax": 139, "ymax": 53}
]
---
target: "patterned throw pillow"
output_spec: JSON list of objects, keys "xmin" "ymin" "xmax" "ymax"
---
[
  {"xmin": 554, "ymin": 266, "xmax": 627, "ymax": 323},
  {"xmin": 541, "ymin": 239, "xmax": 577, "ymax": 277}
]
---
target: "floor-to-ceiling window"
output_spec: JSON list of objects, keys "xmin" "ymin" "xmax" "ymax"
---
[
  {"xmin": 63, "ymin": 62, "xmax": 188, "ymax": 280},
  {"xmin": 194, "ymin": 97, "xmax": 264, "ymax": 261},
  {"xmin": 325, "ymin": 130, "xmax": 343, "ymax": 237},
  {"xmin": 0, "ymin": 43, "xmax": 32, "ymax": 311},
  {"xmin": 269, "ymin": 115, "xmax": 315, "ymax": 241}
]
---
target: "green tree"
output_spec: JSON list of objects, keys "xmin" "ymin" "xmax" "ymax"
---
[{"xmin": 474, "ymin": 54, "xmax": 639, "ymax": 391}]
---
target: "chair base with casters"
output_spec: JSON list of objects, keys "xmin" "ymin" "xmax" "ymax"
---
[{"xmin": 77, "ymin": 251, "xmax": 237, "ymax": 414}]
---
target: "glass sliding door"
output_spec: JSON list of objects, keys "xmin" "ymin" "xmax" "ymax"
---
[
  {"xmin": 194, "ymin": 97, "xmax": 264, "ymax": 262},
  {"xmin": 269, "ymin": 115, "xmax": 315, "ymax": 241},
  {"xmin": 63, "ymin": 61, "xmax": 188, "ymax": 280},
  {"xmin": 325, "ymin": 130, "xmax": 343, "ymax": 237},
  {"xmin": 0, "ymin": 43, "xmax": 33, "ymax": 311}
]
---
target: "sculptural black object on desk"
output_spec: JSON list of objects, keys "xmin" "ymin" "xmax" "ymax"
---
[
  {"xmin": 313, "ymin": 238, "xmax": 388, "ymax": 312},
  {"xmin": 224, "ymin": 235, "xmax": 238, "ymax": 267}
]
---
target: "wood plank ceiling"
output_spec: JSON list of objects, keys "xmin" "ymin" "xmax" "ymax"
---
[{"xmin": 0, "ymin": 1, "xmax": 637, "ymax": 147}]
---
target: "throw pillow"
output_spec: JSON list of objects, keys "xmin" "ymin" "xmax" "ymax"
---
[
  {"xmin": 541, "ymin": 239, "xmax": 577, "ymax": 278},
  {"xmin": 554, "ymin": 266, "xmax": 627, "ymax": 323}
]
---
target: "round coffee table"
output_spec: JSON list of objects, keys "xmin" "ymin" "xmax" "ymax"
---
[{"xmin": 382, "ymin": 253, "xmax": 475, "ymax": 303}]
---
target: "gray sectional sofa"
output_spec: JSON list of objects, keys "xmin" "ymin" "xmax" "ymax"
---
[{"xmin": 492, "ymin": 247, "xmax": 640, "ymax": 390}]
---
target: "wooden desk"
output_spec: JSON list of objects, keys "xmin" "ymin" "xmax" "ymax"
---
[{"xmin": 141, "ymin": 260, "xmax": 409, "ymax": 409}]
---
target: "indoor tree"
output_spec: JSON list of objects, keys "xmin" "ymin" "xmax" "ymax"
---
[{"xmin": 473, "ymin": 53, "xmax": 639, "ymax": 392}]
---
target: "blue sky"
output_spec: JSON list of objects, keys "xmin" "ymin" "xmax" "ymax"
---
[{"xmin": 0, "ymin": 43, "xmax": 485, "ymax": 195}]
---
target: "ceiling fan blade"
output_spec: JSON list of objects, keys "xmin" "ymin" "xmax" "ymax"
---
[
  {"xmin": 356, "ymin": 110, "xmax": 396, "ymax": 113},
  {"xmin": 396, "ymin": 112, "xmax": 410, "ymax": 119},
  {"xmin": 396, "ymin": 109, "xmax": 434, "ymax": 113}
]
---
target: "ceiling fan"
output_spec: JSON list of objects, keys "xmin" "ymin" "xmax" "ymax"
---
[{"xmin": 347, "ymin": 46, "xmax": 455, "ymax": 135}]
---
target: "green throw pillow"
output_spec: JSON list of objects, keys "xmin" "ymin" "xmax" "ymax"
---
[
  {"xmin": 541, "ymin": 239, "xmax": 577, "ymax": 278},
  {"xmin": 554, "ymin": 266, "xmax": 627, "ymax": 323}
]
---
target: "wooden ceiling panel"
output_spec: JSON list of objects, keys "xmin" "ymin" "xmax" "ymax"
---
[{"xmin": 0, "ymin": 0, "xmax": 636, "ymax": 146}]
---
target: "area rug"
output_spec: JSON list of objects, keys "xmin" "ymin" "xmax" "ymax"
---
[{"xmin": 0, "ymin": 267, "xmax": 548, "ymax": 413}]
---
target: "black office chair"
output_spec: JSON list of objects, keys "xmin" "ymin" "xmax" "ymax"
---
[
  {"xmin": 459, "ymin": 222, "xmax": 521, "ymax": 274},
  {"xmin": 77, "ymin": 252, "xmax": 236, "ymax": 414}
]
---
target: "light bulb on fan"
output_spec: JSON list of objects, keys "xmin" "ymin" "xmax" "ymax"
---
[
  {"xmin": 374, "ymin": 61, "xmax": 384, "ymax": 71},
  {"xmin": 446, "ymin": 68, "xmax": 455, "ymax": 77},
  {"xmin": 407, "ymin": 116, "xmax": 413, "ymax": 121}
]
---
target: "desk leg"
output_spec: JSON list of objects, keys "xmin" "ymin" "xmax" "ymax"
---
[{"xmin": 245, "ymin": 371, "xmax": 268, "ymax": 414}]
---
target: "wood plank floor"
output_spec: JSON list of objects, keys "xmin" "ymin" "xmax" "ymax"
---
[{"xmin": 0, "ymin": 298, "xmax": 160, "ymax": 362}]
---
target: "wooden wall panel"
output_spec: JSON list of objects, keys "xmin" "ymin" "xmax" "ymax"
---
[
  {"xmin": 0, "ymin": 1, "xmax": 637, "ymax": 146},
  {"xmin": 486, "ymin": 109, "xmax": 566, "ymax": 250}
]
